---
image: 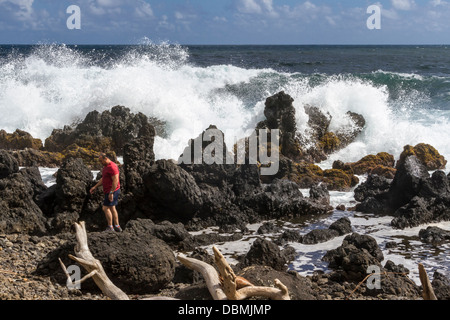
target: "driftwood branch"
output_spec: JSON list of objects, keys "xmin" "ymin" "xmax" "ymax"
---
[
  {"xmin": 213, "ymin": 246, "xmax": 290, "ymax": 300},
  {"xmin": 59, "ymin": 222, "xmax": 289, "ymax": 301},
  {"xmin": 178, "ymin": 246, "xmax": 290, "ymax": 300},
  {"xmin": 178, "ymin": 253, "xmax": 227, "ymax": 300},
  {"xmin": 60, "ymin": 221, "xmax": 129, "ymax": 300},
  {"xmin": 418, "ymin": 263, "xmax": 437, "ymax": 300}
]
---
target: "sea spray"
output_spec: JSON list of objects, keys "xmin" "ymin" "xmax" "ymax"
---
[{"xmin": 1, "ymin": 44, "xmax": 449, "ymax": 166}]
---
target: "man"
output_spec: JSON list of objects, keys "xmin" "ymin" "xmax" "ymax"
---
[{"xmin": 90, "ymin": 153, "xmax": 122, "ymax": 232}]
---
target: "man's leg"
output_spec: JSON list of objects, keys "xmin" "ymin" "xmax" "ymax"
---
[
  {"xmin": 111, "ymin": 206, "xmax": 120, "ymax": 227},
  {"xmin": 103, "ymin": 206, "xmax": 113, "ymax": 227}
]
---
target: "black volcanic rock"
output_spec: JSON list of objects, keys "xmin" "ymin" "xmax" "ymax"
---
[
  {"xmin": 123, "ymin": 122, "xmax": 156, "ymax": 197},
  {"xmin": 0, "ymin": 168, "xmax": 47, "ymax": 235},
  {"xmin": 44, "ymin": 105, "xmax": 155, "ymax": 156},
  {"xmin": 37, "ymin": 158, "xmax": 94, "ymax": 233},
  {"xmin": 302, "ymin": 217, "xmax": 352, "ymax": 245},
  {"xmin": 322, "ymin": 233, "xmax": 383, "ymax": 281},
  {"xmin": 257, "ymin": 91, "xmax": 303, "ymax": 161},
  {"xmin": 0, "ymin": 149, "xmax": 19, "ymax": 179},
  {"xmin": 388, "ymin": 155, "xmax": 430, "ymax": 210},
  {"xmin": 238, "ymin": 238, "xmax": 289, "ymax": 272}
]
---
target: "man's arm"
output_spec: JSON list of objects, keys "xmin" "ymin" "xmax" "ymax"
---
[
  {"xmin": 90, "ymin": 178, "xmax": 103, "ymax": 194},
  {"xmin": 108, "ymin": 174, "xmax": 119, "ymax": 201},
  {"xmin": 110, "ymin": 174, "xmax": 119, "ymax": 193}
]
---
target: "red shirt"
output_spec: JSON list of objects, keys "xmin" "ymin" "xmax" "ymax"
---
[{"xmin": 102, "ymin": 161, "xmax": 120, "ymax": 194}]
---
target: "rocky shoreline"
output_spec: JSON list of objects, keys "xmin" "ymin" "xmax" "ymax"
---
[{"xmin": 0, "ymin": 92, "xmax": 449, "ymax": 300}]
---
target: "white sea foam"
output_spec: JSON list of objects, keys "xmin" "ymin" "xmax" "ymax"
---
[{"xmin": 1, "ymin": 44, "xmax": 449, "ymax": 167}]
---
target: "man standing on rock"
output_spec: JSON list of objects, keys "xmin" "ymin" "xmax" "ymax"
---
[{"xmin": 90, "ymin": 153, "xmax": 122, "ymax": 232}]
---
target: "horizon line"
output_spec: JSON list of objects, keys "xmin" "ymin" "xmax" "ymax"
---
[{"xmin": 1, "ymin": 43, "xmax": 450, "ymax": 46}]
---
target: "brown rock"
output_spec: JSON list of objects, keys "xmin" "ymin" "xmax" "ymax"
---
[
  {"xmin": 0, "ymin": 129, "xmax": 43, "ymax": 150},
  {"xmin": 397, "ymin": 143, "xmax": 447, "ymax": 170},
  {"xmin": 350, "ymin": 152, "xmax": 395, "ymax": 175}
]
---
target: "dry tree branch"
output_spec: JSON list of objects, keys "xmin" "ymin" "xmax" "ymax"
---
[
  {"xmin": 59, "ymin": 221, "xmax": 129, "ymax": 300},
  {"xmin": 418, "ymin": 263, "xmax": 437, "ymax": 300},
  {"xmin": 177, "ymin": 253, "xmax": 227, "ymax": 300},
  {"xmin": 212, "ymin": 246, "xmax": 290, "ymax": 300}
]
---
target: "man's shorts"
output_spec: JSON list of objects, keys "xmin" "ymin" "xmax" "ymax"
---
[{"xmin": 103, "ymin": 189, "xmax": 121, "ymax": 207}]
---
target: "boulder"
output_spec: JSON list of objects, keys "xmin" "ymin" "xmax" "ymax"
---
[
  {"xmin": 268, "ymin": 156, "xmax": 324, "ymax": 188},
  {"xmin": 275, "ymin": 229, "xmax": 303, "ymax": 245},
  {"xmin": 304, "ymin": 105, "xmax": 332, "ymax": 143},
  {"xmin": 322, "ymin": 169, "xmax": 359, "ymax": 191},
  {"xmin": 377, "ymin": 260, "xmax": 420, "ymax": 298},
  {"xmin": 238, "ymin": 238, "xmax": 289, "ymax": 272},
  {"xmin": 335, "ymin": 111, "xmax": 366, "ymax": 147},
  {"xmin": 322, "ymin": 233, "xmax": 383, "ymax": 281},
  {"xmin": 356, "ymin": 155, "xmax": 431, "ymax": 216},
  {"xmin": 238, "ymin": 265, "xmax": 317, "ymax": 300},
  {"xmin": 8, "ymin": 148, "xmax": 64, "ymax": 168},
  {"xmin": 271, "ymin": 155, "xmax": 359, "ymax": 191},
  {"xmin": 397, "ymin": 143, "xmax": 447, "ymax": 171},
  {"xmin": 257, "ymin": 221, "xmax": 283, "ymax": 235},
  {"xmin": 389, "ymin": 155, "xmax": 430, "ymax": 210},
  {"xmin": 124, "ymin": 218, "xmax": 192, "ymax": 250},
  {"xmin": 309, "ymin": 184, "xmax": 330, "ymax": 206},
  {"xmin": 0, "ymin": 169, "xmax": 47, "ymax": 235},
  {"xmin": 19, "ymin": 167, "xmax": 48, "ymax": 203},
  {"xmin": 302, "ymin": 218, "xmax": 352, "ymax": 245},
  {"xmin": 354, "ymin": 174, "xmax": 392, "ymax": 202},
  {"xmin": 419, "ymin": 170, "xmax": 450, "ymax": 199},
  {"xmin": 0, "ymin": 129, "xmax": 43, "ymax": 150},
  {"xmin": 347, "ymin": 152, "xmax": 396, "ymax": 178},
  {"xmin": 44, "ymin": 106, "xmax": 157, "ymax": 157},
  {"xmin": 247, "ymin": 179, "xmax": 333, "ymax": 220},
  {"xmin": 329, "ymin": 217, "xmax": 353, "ymax": 236},
  {"xmin": 143, "ymin": 159, "xmax": 204, "ymax": 222},
  {"xmin": 302, "ymin": 229, "xmax": 339, "ymax": 245},
  {"xmin": 419, "ymin": 226, "xmax": 450, "ymax": 244},
  {"xmin": 391, "ymin": 196, "xmax": 450, "ymax": 229},
  {"xmin": 37, "ymin": 231, "xmax": 176, "ymax": 295},
  {"xmin": 432, "ymin": 271, "xmax": 450, "ymax": 300},
  {"xmin": 123, "ymin": 122, "xmax": 156, "ymax": 197},
  {"xmin": 256, "ymin": 91, "xmax": 303, "ymax": 161},
  {"xmin": 87, "ymin": 232, "xmax": 176, "ymax": 294},
  {"xmin": 40, "ymin": 158, "xmax": 93, "ymax": 233},
  {"xmin": 0, "ymin": 150, "xmax": 19, "ymax": 179}
]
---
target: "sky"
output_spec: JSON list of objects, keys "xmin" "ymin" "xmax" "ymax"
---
[{"xmin": 0, "ymin": 0, "xmax": 449, "ymax": 45}]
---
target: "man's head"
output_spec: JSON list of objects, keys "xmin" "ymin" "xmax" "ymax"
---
[{"xmin": 98, "ymin": 153, "xmax": 111, "ymax": 166}]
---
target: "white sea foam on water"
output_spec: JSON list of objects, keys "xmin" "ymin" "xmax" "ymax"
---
[
  {"xmin": 38, "ymin": 167, "xmax": 58, "ymax": 187},
  {"xmin": 1, "ymin": 44, "xmax": 450, "ymax": 167},
  {"xmin": 197, "ymin": 199, "xmax": 450, "ymax": 286}
]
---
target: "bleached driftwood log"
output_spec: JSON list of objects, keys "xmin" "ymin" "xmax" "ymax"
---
[
  {"xmin": 418, "ymin": 263, "xmax": 437, "ymax": 300},
  {"xmin": 177, "ymin": 253, "xmax": 228, "ymax": 300},
  {"xmin": 178, "ymin": 246, "xmax": 290, "ymax": 300},
  {"xmin": 213, "ymin": 246, "xmax": 290, "ymax": 300},
  {"xmin": 59, "ymin": 221, "xmax": 129, "ymax": 300},
  {"xmin": 60, "ymin": 222, "xmax": 289, "ymax": 300}
]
